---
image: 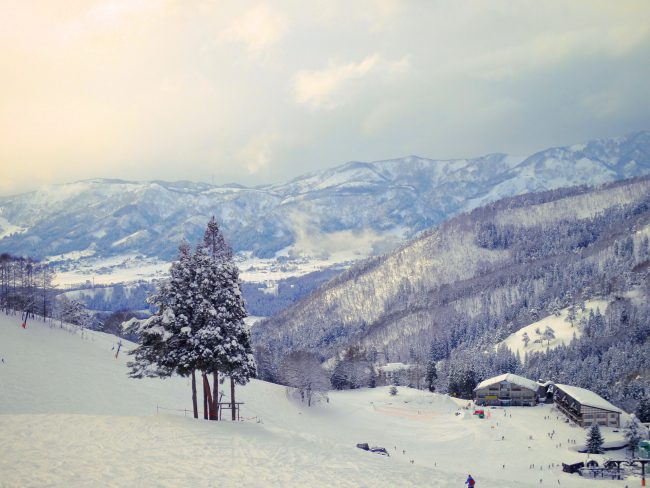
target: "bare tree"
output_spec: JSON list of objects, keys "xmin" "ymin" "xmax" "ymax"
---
[{"xmin": 279, "ymin": 351, "xmax": 330, "ymax": 406}]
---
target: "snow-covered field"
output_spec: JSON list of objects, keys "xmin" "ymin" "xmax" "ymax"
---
[
  {"xmin": 54, "ymin": 254, "xmax": 171, "ymax": 287},
  {"xmin": 500, "ymin": 300, "xmax": 609, "ymax": 358},
  {"xmin": 53, "ymin": 249, "xmax": 360, "ymax": 288},
  {"xmin": 0, "ymin": 312, "xmax": 638, "ymax": 487}
]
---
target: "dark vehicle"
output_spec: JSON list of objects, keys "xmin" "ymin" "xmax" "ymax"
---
[
  {"xmin": 369, "ymin": 447, "xmax": 389, "ymax": 456},
  {"xmin": 562, "ymin": 462, "xmax": 585, "ymax": 474},
  {"xmin": 356, "ymin": 443, "xmax": 389, "ymax": 456}
]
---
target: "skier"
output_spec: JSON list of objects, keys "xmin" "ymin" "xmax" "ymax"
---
[{"xmin": 465, "ymin": 474, "xmax": 476, "ymax": 487}]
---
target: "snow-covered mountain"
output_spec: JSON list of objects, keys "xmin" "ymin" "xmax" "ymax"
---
[
  {"xmin": 252, "ymin": 174, "xmax": 650, "ymax": 410},
  {"xmin": 1, "ymin": 131, "xmax": 649, "ymax": 266}
]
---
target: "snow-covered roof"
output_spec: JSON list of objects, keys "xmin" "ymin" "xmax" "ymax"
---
[
  {"xmin": 474, "ymin": 373, "xmax": 540, "ymax": 392},
  {"xmin": 554, "ymin": 384, "xmax": 623, "ymax": 414}
]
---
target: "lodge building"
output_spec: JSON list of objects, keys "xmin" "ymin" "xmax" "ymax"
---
[
  {"xmin": 552, "ymin": 384, "xmax": 622, "ymax": 428},
  {"xmin": 474, "ymin": 373, "xmax": 540, "ymax": 407}
]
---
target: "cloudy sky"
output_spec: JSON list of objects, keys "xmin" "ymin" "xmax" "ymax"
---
[{"xmin": 1, "ymin": 0, "xmax": 649, "ymax": 195}]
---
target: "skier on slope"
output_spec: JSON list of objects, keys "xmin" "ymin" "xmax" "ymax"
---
[{"xmin": 465, "ymin": 474, "xmax": 476, "ymax": 487}]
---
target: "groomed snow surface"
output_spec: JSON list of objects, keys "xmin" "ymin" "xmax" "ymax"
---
[{"xmin": 0, "ymin": 312, "xmax": 636, "ymax": 488}]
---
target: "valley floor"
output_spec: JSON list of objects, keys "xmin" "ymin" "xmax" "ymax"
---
[{"xmin": 0, "ymin": 313, "xmax": 638, "ymax": 487}]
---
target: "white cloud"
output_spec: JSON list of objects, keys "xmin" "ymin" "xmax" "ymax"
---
[
  {"xmin": 579, "ymin": 90, "xmax": 623, "ymax": 119},
  {"xmin": 1, "ymin": 0, "xmax": 649, "ymax": 194},
  {"xmin": 361, "ymin": 101, "xmax": 404, "ymax": 136},
  {"xmin": 290, "ymin": 210, "xmax": 392, "ymax": 258},
  {"xmin": 293, "ymin": 54, "xmax": 409, "ymax": 110},
  {"xmin": 220, "ymin": 3, "xmax": 288, "ymax": 52},
  {"xmin": 456, "ymin": 24, "xmax": 650, "ymax": 82},
  {"xmin": 237, "ymin": 132, "xmax": 280, "ymax": 174}
]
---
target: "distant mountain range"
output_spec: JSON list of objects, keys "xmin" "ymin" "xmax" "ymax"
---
[{"xmin": 1, "ymin": 131, "xmax": 649, "ymax": 263}]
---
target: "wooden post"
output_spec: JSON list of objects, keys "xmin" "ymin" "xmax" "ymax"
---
[
  {"xmin": 641, "ymin": 463, "xmax": 645, "ymax": 486},
  {"xmin": 211, "ymin": 371, "xmax": 219, "ymax": 420},
  {"xmin": 202, "ymin": 373, "xmax": 208, "ymax": 419},
  {"xmin": 231, "ymin": 377, "xmax": 236, "ymax": 421},
  {"xmin": 191, "ymin": 370, "xmax": 198, "ymax": 419}
]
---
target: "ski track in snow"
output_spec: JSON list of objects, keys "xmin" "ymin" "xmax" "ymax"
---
[{"xmin": 0, "ymin": 313, "xmax": 638, "ymax": 488}]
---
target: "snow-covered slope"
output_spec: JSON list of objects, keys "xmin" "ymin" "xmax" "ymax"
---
[
  {"xmin": 253, "ymin": 175, "xmax": 650, "ymax": 363},
  {"xmin": 499, "ymin": 299, "xmax": 609, "ymax": 358},
  {"xmin": 1, "ymin": 132, "xmax": 649, "ymax": 269},
  {"xmin": 0, "ymin": 313, "xmax": 634, "ymax": 487}
]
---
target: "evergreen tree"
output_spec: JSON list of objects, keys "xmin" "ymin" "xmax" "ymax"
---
[
  {"xmin": 448, "ymin": 369, "xmax": 477, "ymax": 399},
  {"xmin": 128, "ymin": 242, "xmax": 199, "ymax": 415},
  {"xmin": 625, "ymin": 415, "xmax": 643, "ymax": 454},
  {"xmin": 129, "ymin": 218, "xmax": 257, "ymax": 422},
  {"xmin": 636, "ymin": 396, "xmax": 650, "ymax": 423},
  {"xmin": 57, "ymin": 296, "xmax": 93, "ymax": 330},
  {"xmin": 586, "ymin": 423, "xmax": 604, "ymax": 454},
  {"xmin": 543, "ymin": 326, "xmax": 555, "ymax": 346},
  {"xmin": 330, "ymin": 346, "xmax": 374, "ymax": 390},
  {"xmin": 425, "ymin": 345, "xmax": 438, "ymax": 392},
  {"xmin": 192, "ymin": 217, "xmax": 256, "ymax": 420}
]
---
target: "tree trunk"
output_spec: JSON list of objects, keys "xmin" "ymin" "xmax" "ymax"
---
[
  {"xmin": 203, "ymin": 373, "xmax": 215, "ymax": 420},
  {"xmin": 191, "ymin": 370, "xmax": 198, "ymax": 419},
  {"xmin": 211, "ymin": 371, "xmax": 219, "ymax": 420},
  {"xmin": 230, "ymin": 376, "xmax": 236, "ymax": 421},
  {"xmin": 203, "ymin": 373, "xmax": 208, "ymax": 419}
]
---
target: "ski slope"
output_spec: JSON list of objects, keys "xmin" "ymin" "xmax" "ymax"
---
[
  {"xmin": 0, "ymin": 312, "xmax": 637, "ymax": 488},
  {"xmin": 500, "ymin": 300, "xmax": 609, "ymax": 358}
]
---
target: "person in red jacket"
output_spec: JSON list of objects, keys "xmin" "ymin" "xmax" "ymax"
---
[{"xmin": 465, "ymin": 474, "xmax": 475, "ymax": 487}]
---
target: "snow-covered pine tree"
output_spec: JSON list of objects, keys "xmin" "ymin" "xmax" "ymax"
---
[
  {"xmin": 131, "ymin": 220, "xmax": 257, "ymax": 422},
  {"xmin": 56, "ymin": 296, "xmax": 93, "ymax": 330},
  {"xmin": 543, "ymin": 326, "xmax": 555, "ymax": 346},
  {"xmin": 625, "ymin": 415, "xmax": 644, "ymax": 454},
  {"xmin": 586, "ymin": 423, "xmax": 605, "ymax": 454},
  {"xmin": 191, "ymin": 217, "xmax": 256, "ymax": 420},
  {"xmin": 636, "ymin": 396, "xmax": 650, "ymax": 423},
  {"xmin": 128, "ymin": 242, "xmax": 200, "ymax": 417},
  {"xmin": 425, "ymin": 345, "xmax": 438, "ymax": 392}
]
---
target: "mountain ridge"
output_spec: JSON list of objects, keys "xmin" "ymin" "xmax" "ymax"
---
[{"xmin": 1, "ymin": 131, "xmax": 649, "ymax": 263}]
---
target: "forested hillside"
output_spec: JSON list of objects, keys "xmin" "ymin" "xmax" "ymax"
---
[{"xmin": 254, "ymin": 176, "xmax": 650, "ymax": 410}]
